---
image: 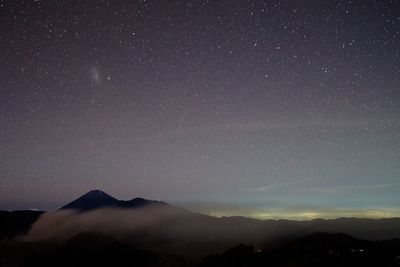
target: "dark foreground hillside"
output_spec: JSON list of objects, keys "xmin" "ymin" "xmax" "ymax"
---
[
  {"xmin": 1, "ymin": 231, "xmax": 400, "ymax": 267},
  {"xmin": 0, "ymin": 233, "xmax": 158, "ymax": 267},
  {"xmin": 200, "ymin": 232, "xmax": 400, "ymax": 267},
  {"xmin": 0, "ymin": 210, "xmax": 43, "ymax": 241}
]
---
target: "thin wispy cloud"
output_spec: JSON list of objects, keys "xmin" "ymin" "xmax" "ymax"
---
[
  {"xmin": 251, "ymin": 179, "xmax": 400, "ymax": 194},
  {"xmin": 177, "ymin": 116, "xmax": 399, "ymax": 136}
]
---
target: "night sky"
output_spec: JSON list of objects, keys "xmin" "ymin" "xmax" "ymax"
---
[{"xmin": 1, "ymin": 0, "xmax": 400, "ymax": 219}]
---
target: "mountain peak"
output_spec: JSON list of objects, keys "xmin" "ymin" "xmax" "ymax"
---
[
  {"xmin": 61, "ymin": 190, "xmax": 118, "ymax": 211},
  {"xmin": 83, "ymin": 190, "xmax": 112, "ymax": 198},
  {"xmin": 60, "ymin": 190, "xmax": 167, "ymax": 211}
]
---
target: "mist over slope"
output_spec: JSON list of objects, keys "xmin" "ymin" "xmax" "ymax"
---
[
  {"xmin": 13, "ymin": 190, "xmax": 400, "ymax": 258},
  {"xmin": 1, "ymin": 191, "xmax": 400, "ymax": 266}
]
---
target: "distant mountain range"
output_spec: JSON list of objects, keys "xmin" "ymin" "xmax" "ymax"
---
[
  {"xmin": 60, "ymin": 190, "xmax": 167, "ymax": 211},
  {"xmin": 1, "ymin": 190, "xmax": 400, "ymax": 243}
]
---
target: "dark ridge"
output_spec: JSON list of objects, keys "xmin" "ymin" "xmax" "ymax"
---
[
  {"xmin": 300, "ymin": 231, "xmax": 357, "ymax": 242},
  {"xmin": 200, "ymin": 232, "xmax": 400, "ymax": 267},
  {"xmin": 0, "ymin": 210, "xmax": 44, "ymax": 241},
  {"xmin": 17, "ymin": 232, "xmax": 158, "ymax": 267},
  {"xmin": 119, "ymin": 197, "xmax": 167, "ymax": 208}
]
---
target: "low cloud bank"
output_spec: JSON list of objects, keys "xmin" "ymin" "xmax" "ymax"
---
[
  {"xmin": 22, "ymin": 206, "xmax": 192, "ymax": 243},
  {"xmin": 20, "ymin": 205, "xmax": 274, "ymax": 255}
]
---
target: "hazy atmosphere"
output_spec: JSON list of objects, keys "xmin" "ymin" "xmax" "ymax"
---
[{"xmin": 1, "ymin": 0, "xmax": 400, "ymax": 219}]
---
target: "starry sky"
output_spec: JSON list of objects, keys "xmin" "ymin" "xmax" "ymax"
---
[{"xmin": 1, "ymin": 0, "xmax": 400, "ymax": 219}]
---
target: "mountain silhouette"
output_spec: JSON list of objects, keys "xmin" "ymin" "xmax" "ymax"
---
[{"xmin": 60, "ymin": 190, "xmax": 166, "ymax": 211}]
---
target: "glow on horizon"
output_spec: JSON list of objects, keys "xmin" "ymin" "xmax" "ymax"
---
[{"xmin": 203, "ymin": 209, "xmax": 400, "ymax": 220}]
